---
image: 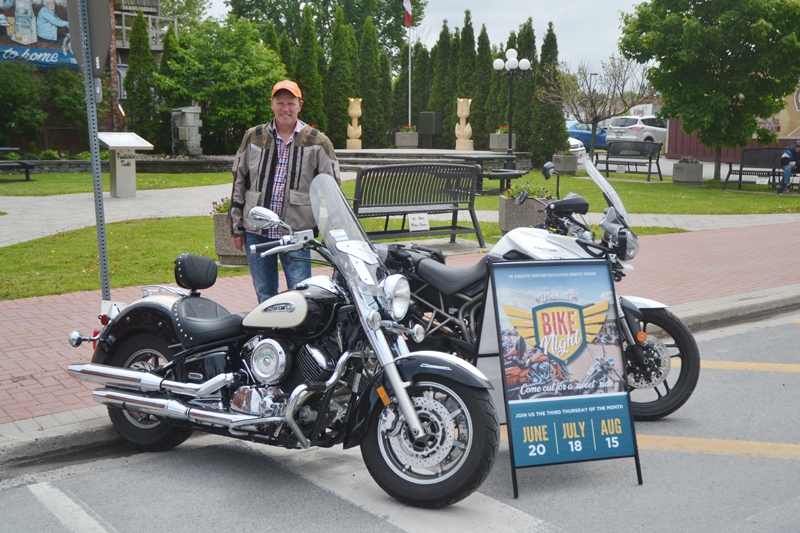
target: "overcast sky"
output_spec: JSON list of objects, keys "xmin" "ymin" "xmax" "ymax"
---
[{"xmin": 206, "ymin": 0, "xmax": 640, "ymax": 67}]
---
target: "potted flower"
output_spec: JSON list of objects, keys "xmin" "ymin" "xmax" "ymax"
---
[
  {"xmin": 552, "ymin": 147, "xmax": 578, "ymax": 175},
  {"xmin": 498, "ymin": 181, "xmax": 553, "ymax": 234},
  {"xmin": 394, "ymin": 125, "xmax": 419, "ymax": 149},
  {"xmin": 212, "ymin": 197, "xmax": 248, "ymax": 266},
  {"xmin": 672, "ymin": 156, "xmax": 703, "ymax": 186},
  {"xmin": 489, "ymin": 125, "xmax": 516, "ymax": 152}
]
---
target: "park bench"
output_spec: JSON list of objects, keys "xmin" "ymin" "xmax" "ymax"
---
[
  {"xmin": 352, "ymin": 163, "xmax": 485, "ymax": 247},
  {"xmin": 594, "ymin": 141, "xmax": 663, "ymax": 181},
  {"xmin": 0, "ymin": 148, "xmax": 32, "ymax": 181},
  {"xmin": 721, "ymin": 148, "xmax": 786, "ymax": 191}
]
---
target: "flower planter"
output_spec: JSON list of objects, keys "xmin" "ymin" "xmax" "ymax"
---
[
  {"xmin": 553, "ymin": 154, "xmax": 578, "ymax": 175},
  {"xmin": 498, "ymin": 195, "xmax": 550, "ymax": 234},
  {"xmin": 672, "ymin": 163, "xmax": 703, "ymax": 187},
  {"xmin": 489, "ymin": 133, "xmax": 516, "ymax": 152},
  {"xmin": 394, "ymin": 131, "xmax": 419, "ymax": 149},
  {"xmin": 213, "ymin": 213, "xmax": 248, "ymax": 266}
]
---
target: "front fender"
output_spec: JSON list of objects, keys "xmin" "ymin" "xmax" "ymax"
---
[
  {"xmin": 91, "ymin": 297, "xmax": 180, "ymax": 365},
  {"xmin": 620, "ymin": 295, "xmax": 668, "ymax": 310},
  {"xmin": 342, "ymin": 351, "xmax": 492, "ymax": 449}
]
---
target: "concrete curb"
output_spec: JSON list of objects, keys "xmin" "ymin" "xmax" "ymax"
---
[{"xmin": 2, "ymin": 285, "xmax": 799, "ymax": 468}]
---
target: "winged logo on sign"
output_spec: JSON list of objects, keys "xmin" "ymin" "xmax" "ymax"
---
[{"xmin": 503, "ymin": 300, "xmax": 609, "ymax": 364}]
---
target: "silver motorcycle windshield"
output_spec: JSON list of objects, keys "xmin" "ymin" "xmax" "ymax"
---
[
  {"xmin": 309, "ymin": 174, "xmax": 387, "ymax": 300},
  {"xmin": 584, "ymin": 160, "xmax": 628, "ymax": 220}
]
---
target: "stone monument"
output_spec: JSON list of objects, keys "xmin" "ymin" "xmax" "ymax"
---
[
  {"xmin": 347, "ymin": 98, "xmax": 362, "ymax": 149},
  {"xmin": 172, "ymin": 106, "xmax": 203, "ymax": 155},
  {"xmin": 455, "ymin": 98, "xmax": 473, "ymax": 151}
]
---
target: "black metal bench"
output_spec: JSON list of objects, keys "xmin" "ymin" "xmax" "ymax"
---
[
  {"xmin": 0, "ymin": 161, "xmax": 34, "ymax": 181},
  {"xmin": 722, "ymin": 148, "xmax": 784, "ymax": 190},
  {"xmin": 353, "ymin": 163, "xmax": 485, "ymax": 247},
  {"xmin": 594, "ymin": 141, "xmax": 663, "ymax": 181}
]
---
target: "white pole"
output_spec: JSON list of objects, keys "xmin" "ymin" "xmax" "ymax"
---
[{"xmin": 408, "ymin": 26, "xmax": 412, "ymax": 127}]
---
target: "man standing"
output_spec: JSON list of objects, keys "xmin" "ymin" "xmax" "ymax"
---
[
  {"xmin": 778, "ymin": 139, "xmax": 800, "ymax": 194},
  {"xmin": 229, "ymin": 80, "xmax": 340, "ymax": 302}
]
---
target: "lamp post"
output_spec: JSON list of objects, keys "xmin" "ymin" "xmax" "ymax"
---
[{"xmin": 493, "ymin": 48, "xmax": 530, "ymax": 170}]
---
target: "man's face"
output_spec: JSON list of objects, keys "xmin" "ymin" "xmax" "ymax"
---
[{"xmin": 271, "ymin": 91, "xmax": 303, "ymax": 130}]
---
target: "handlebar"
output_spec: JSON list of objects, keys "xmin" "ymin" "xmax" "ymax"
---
[{"xmin": 249, "ymin": 240, "xmax": 284, "ymax": 254}]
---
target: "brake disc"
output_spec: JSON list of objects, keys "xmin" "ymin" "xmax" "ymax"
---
[
  {"xmin": 627, "ymin": 337, "xmax": 671, "ymax": 389},
  {"xmin": 384, "ymin": 396, "xmax": 456, "ymax": 469}
]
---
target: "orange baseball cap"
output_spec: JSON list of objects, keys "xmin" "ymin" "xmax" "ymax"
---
[{"xmin": 272, "ymin": 80, "xmax": 302, "ymax": 98}]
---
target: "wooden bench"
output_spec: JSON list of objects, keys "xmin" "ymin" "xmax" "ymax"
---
[
  {"xmin": 594, "ymin": 141, "xmax": 663, "ymax": 181},
  {"xmin": 353, "ymin": 163, "xmax": 485, "ymax": 247},
  {"xmin": 0, "ymin": 161, "xmax": 34, "ymax": 181},
  {"xmin": 722, "ymin": 148, "xmax": 785, "ymax": 190}
]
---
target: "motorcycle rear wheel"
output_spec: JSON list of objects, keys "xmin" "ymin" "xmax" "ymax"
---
[
  {"xmin": 107, "ymin": 333, "xmax": 194, "ymax": 451},
  {"xmin": 629, "ymin": 309, "xmax": 700, "ymax": 421},
  {"xmin": 360, "ymin": 377, "xmax": 498, "ymax": 508}
]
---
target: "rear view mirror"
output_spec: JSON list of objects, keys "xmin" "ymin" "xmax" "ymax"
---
[
  {"xmin": 542, "ymin": 162, "xmax": 555, "ymax": 181},
  {"xmin": 248, "ymin": 207, "xmax": 281, "ymax": 229}
]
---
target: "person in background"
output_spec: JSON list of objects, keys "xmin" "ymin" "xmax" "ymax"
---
[
  {"xmin": 229, "ymin": 80, "xmax": 340, "ymax": 303},
  {"xmin": 36, "ymin": 0, "xmax": 68, "ymax": 42},
  {"xmin": 778, "ymin": 139, "xmax": 800, "ymax": 194}
]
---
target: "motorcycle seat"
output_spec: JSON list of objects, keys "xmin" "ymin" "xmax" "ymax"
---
[
  {"xmin": 416, "ymin": 256, "xmax": 489, "ymax": 296},
  {"xmin": 172, "ymin": 297, "xmax": 246, "ymax": 348}
]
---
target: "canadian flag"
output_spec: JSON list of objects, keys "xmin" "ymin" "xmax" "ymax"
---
[{"xmin": 404, "ymin": 0, "xmax": 412, "ymax": 27}]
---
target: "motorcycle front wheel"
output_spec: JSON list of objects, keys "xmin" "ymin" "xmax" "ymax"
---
[
  {"xmin": 629, "ymin": 309, "xmax": 701, "ymax": 421},
  {"xmin": 360, "ymin": 377, "xmax": 499, "ymax": 508},
  {"xmin": 107, "ymin": 333, "xmax": 194, "ymax": 451}
]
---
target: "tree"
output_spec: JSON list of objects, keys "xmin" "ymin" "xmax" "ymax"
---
[
  {"xmin": 153, "ymin": 25, "xmax": 184, "ymax": 153},
  {"xmin": 295, "ymin": 5, "xmax": 326, "ymax": 130},
  {"xmin": 620, "ymin": 0, "xmax": 800, "ymax": 179},
  {"xmin": 428, "ymin": 22, "xmax": 453, "ymax": 148},
  {"xmin": 358, "ymin": 16, "xmax": 384, "ymax": 147},
  {"xmin": 263, "ymin": 21, "xmax": 279, "ymax": 53},
  {"xmin": 380, "ymin": 51, "xmax": 393, "ymax": 138},
  {"xmin": 159, "ymin": 0, "xmax": 209, "ymax": 27},
  {"xmin": 158, "ymin": 18, "xmax": 286, "ymax": 153},
  {"xmin": 325, "ymin": 7, "xmax": 356, "ymax": 148},
  {"xmin": 470, "ymin": 26, "xmax": 492, "ymax": 149},
  {"xmin": 514, "ymin": 18, "xmax": 537, "ymax": 155},
  {"xmin": 0, "ymin": 62, "xmax": 45, "ymax": 147},
  {"xmin": 528, "ymin": 22, "xmax": 568, "ymax": 167},
  {"xmin": 542, "ymin": 57, "xmax": 652, "ymax": 159},
  {"xmin": 410, "ymin": 43, "xmax": 431, "ymax": 124},
  {"xmin": 124, "ymin": 11, "xmax": 159, "ymax": 142},
  {"xmin": 278, "ymin": 30, "xmax": 294, "ymax": 77},
  {"xmin": 456, "ymin": 11, "xmax": 476, "ymax": 99}
]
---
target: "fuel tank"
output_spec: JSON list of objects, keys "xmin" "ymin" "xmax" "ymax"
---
[
  {"xmin": 242, "ymin": 277, "xmax": 343, "ymax": 336},
  {"xmin": 490, "ymin": 227, "xmax": 590, "ymax": 261}
]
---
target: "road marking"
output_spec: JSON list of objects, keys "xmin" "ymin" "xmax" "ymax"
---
[
  {"xmin": 28, "ymin": 482, "xmax": 109, "ymax": 533},
  {"xmin": 636, "ymin": 435, "xmax": 800, "ymax": 460},
  {"xmin": 726, "ymin": 495, "xmax": 800, "ymax": 532},
  {"xmin": 245, "ymin": 442, "xmax": 562, "ymax": 533},
  {"xmin": 671, "ymin": 360, "xmax": 800, "ymax": 372}
]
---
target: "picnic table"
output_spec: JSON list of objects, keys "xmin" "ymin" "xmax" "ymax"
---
[{"xmin": 441, "ymin": 154, "xmax": 524, "ymax": 192}]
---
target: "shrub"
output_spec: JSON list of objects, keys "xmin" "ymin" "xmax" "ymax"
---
[
  {"xmin": 75, "ymin": 151, "xmax": 92, "ymax": 160},
  {"xmin": 502, "ymin": 181, "xmax": 553, "ymax": 200},
  {"xmin": 678, "ymin": 156, "xmax": 699, "ymax": 164},
  {"xmin": 39, "ymin": 149, "xmax": 60, "ymax": 160},
  {"xmin": 211, "ymin": 197, "xmax": 231, "ymax": 214},
  {"xmin": 5, "ymin": 153, "xmax": 20, "ymax": 161},
  {"xmin": 22, "ymin": 153, "xmax": 39, "ymax": 160}
]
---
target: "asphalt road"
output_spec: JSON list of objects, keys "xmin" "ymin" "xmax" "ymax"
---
[{"xmin": 1, "ymin": 311, "xmax": 799, "ymax": 533}]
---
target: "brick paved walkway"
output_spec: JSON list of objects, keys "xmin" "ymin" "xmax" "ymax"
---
[{"xmin": 1, "ymin": 222, "xmax": 799, "ymax": 426}]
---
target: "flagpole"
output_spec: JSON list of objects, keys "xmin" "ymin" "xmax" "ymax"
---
[{"xmin": 408, "ymin": 26, "xmax": 412, "ymax": 127}]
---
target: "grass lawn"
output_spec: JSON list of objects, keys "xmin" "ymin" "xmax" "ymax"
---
[
  {"xmin": 0, "ymin": 172, "xmax": 232, "ymax": 196},
  {"xmin": 0, "ymin": 214, "xmax": 683, "ymax": 301}
]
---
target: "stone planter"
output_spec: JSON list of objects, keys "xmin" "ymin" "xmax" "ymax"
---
[
  {"xmin": 394, "ymin": 131, "xmax": 419, "ymax": 149},
  {"xmin": 489, "ymin": 133, "xmax": 516, "ymax": 152},
  {"xmin": 553, "ymin": 154, "xmax": 578, "ymax": 175},
  {"xmin": 498, "ymin": 195, "xmax": 550, "ymax": 234},
  {"xmin": 672, "ymin": 163, "xmax": 703, "ymax": 186},
  {"xmin": 213, "ymin": 213, "xmax": 248, "ymax": 266}
]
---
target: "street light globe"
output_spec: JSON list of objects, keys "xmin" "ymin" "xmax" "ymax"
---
[
  {"xmin": 505, "ymin": 48, "xmax": 517, "ymax": 60},
  {"xmin": 519, "ymin": 58, "xmax": 531, "ymax": 71},
  {"xmin": 505, "ymin": 58, "xmax": 519, "ymax": 71},
  {"xmin": 493, "ymin": 58, "xmax": 505, "ymax": 71}
]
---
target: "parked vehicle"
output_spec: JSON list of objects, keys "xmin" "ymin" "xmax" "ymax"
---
[
  {"xmin": 567, "ymin": 137, "xmax": 586, "ymax": 157},
  {"xmin": 384, "ymin": 160, "xmax": 700, "ymax": 421},
  {"xmin": 567, "ymin": 121, "xmax": 607, "ymax": 150},
  {"xmin": 607, "ymin": 115, "xmax": 667, "ymax": 143},
  {"xmin": 66, "ymin": 173, "xmax": 499, "ymax": 508}
]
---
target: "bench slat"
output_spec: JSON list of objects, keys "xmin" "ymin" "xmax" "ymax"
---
[{"xmin": 594, "ymin": 141, "xmax": 663, "ymax": 181}]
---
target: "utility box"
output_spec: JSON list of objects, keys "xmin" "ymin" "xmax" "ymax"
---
[
  {"xmin": 419, "ymin": 111, "xmax": 444, "ymax": 149},
  {"xmin": 98, "ymin": 132, "xmax": 154, "ymax": 198}
]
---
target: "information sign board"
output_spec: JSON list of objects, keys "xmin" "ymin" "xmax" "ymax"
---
[{"xmin": 484, "ymin": 259, "xmax": 642, "ymax": 497}]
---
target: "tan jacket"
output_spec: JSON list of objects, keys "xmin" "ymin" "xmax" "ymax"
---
[{"xmin": 229, "ymin": 123, "xmax": 340, "ymax": 236}]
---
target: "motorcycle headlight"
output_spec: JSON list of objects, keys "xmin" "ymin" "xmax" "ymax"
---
[
  {"xmin": 381, "ymin": 274, "xmax": 411, "ymax": 320},
  {"xmin": 617, "ymin": 229, "xmax": 639, "ymax": 261}
]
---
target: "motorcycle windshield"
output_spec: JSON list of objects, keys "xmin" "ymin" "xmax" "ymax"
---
[
  {"xmin": 309, "ymin": 174, "xmax": 388, "ymax": 300},
  {"xmin": 584, "ymin": 160, "xmax": 628, "ymax": 219}
]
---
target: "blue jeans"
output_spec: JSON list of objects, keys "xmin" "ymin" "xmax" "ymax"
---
[
  {"xmin": 781, "ymin": 164, "xmax": 795, "ymax": 190},
  {"xmin": 245, "ymin": 232, "xmax": 312, "ymax": 303}
]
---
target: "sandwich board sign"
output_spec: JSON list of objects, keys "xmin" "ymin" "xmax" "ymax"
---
[{"xmin": 477, "ymin": 259, "xmax": 642, "ymax": 498}]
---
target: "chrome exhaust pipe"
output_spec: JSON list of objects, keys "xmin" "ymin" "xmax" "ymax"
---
[{"xmin": 68, "ymin": 363, "xmax": 235, "ymax": 398}]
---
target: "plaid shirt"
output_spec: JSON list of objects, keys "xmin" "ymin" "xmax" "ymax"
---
[{"xmin": 267, "ymin": 119, "xmax": 306, "ymax": 239}]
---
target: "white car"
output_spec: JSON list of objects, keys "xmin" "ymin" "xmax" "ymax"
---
[
  {"xmin": 607, "ymin": 115, "xmax": 667, "ymax": 143},
  {"xmin": 568, "ymin": 137, "xmax": 586, "ymax": 157}
]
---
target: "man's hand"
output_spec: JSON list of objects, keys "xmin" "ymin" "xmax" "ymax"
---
[{"xmin": 233, "ymin": 235, "xmax": 245, "ymax": 252}]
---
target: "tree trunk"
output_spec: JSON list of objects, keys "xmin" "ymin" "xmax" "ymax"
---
[{"xmin": 714, "ymin": 146, "xmax": 722, "ymax": 181}]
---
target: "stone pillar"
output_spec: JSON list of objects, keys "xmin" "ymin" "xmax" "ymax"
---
[{"xmin": 171, "ymin": 106, "xmax": 203, "ymax": 155}]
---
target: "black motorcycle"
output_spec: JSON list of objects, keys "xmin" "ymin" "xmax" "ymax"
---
[{"xmin": 67, "ymin": 174, "xmax": 499, "ymax": 508}]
